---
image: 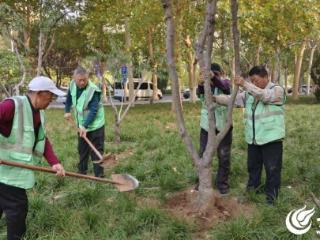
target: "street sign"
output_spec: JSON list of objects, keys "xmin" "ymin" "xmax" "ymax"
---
[{"xmin": 121, "ymin": 65, "xmax": 127, "ymax": 84}]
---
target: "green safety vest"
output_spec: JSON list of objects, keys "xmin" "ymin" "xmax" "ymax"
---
[
  {"xmin": 70, "ymin": 80, "xmax": 105, "ymax": 132},
  {"xmin": 244, "ymin": 84, "xmax": 286, "ymax": 145},
  {"xmin": 0, "ymin": 96, "xmax": 46, "ymax": 189},
  {"xmin": 200, "ymin": 88, "xmax": 228, "ymax": 132}
]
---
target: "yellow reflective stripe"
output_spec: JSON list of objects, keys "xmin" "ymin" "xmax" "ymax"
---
[
  {"xmin": 244, "ymin": 110, "xmax": 283, "ymax": 120},
  {"xmin": 14, "ymin": 97, "xmax": 24, "ymax": 145}
]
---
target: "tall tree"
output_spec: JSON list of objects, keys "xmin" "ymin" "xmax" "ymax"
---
[{"xmin": 162, "ymin": 0, "xmax": 239, "ymax": 208}]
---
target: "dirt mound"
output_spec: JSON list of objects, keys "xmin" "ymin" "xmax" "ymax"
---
[
  {"xmin": 97, "ymin": 153, "xmax": 118, "ymax": 169},
  {"xmin": 99, "ymin": 149, "xmax": 134, "ymax": 169},
  {"xmin": 165, "ymin": 188, "xmax": 254, "ymax": 237}
]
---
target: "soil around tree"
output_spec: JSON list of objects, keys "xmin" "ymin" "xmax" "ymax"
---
[{"xmin": 164, "ymin": 188, "xmax": 255, "ymax": 239}]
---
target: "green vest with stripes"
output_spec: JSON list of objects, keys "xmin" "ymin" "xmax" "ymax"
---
[
  {"xmin": 244, "ymin": 84, "xmax": 286, "ymax": 145},
  {"xmin": 200, "ymin": 88, "xmax": 228, "ymax": 132},
  {"xmin": 70, "ymin": 80, "xmax": 105, "ymax": 132},
  {"xmin": 0, "ymin": 96, "xmax": 46, "ymax": 189}
]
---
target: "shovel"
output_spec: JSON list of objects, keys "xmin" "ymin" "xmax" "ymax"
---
[
  {"xmin": 0, "ymin": 159, "xmax": 139, "ymax": 192},
  {"xmin": 67, "ymin": 118, "xmax": 115, "ymax": 166},
  {"xmin": 82, "ymin": 134, "xmax": 116, "ymax": 166}
]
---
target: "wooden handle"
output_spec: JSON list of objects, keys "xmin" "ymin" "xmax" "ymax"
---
[
  {"xmin": 0, "ymin": 160, "xmax": 119, "ymax": 185},
  {"xmin": 82, "ymin": 135, "xmax": 103, "ymax": 160},
  {"xmin": 67, "ymin": 119, "xmax": 103, "ymax": 160}
]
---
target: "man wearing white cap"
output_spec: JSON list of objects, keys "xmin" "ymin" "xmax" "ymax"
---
[{"xmin": 0, "ymin": 76, "xmax": 66, "ymax": 240}]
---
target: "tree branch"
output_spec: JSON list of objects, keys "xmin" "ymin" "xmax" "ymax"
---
[
  {"xmin": 216, "ymin": 0, "xmax": 240, "ymax": 144},
  {"xmin": 162, "ymin": 0, "xmax": 200, "ymax": 165}
]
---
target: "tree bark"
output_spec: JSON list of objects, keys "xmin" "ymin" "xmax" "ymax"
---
[
  {"xmin": 255, "ymin": 42, "xmax": 261, "ymax": 65},
  {"xmin": 284, "ymin": 67, "xmax": 288, "ymax": 93},
  {"xmin": 148, "ymin": 28, "xmax": 159, "ymax": 103},
  {"xmin": 164, "ymin": 0, "xmax": 219, "ymax": 209},
  {"xmin": 307, "ymin": 44, "xmax": 317, "ymax": 94},
  {"xmin": 36, "ymin": 30, "xmax": 44, "ymax": 76},
  {"xmin": 12, "ymin": 40, "xmax": 26, "ymax": 96},
  {"xmin": 185, "ymin": 35, "xmax": 197, "ymax": 103},
  {"xmin": 162, "ymin": 0, "xmax": 201, "ymax": 163},
  {"xmin": 124, "ymin": 18, "xmax": 134, "ymax": 104},
  {"xmin": 292, "ymin": 40, "xmax": 307, "ymax": 99},
  {"xmin": 114, "ymin": 119, "xmax": 121, "ymax": 144}
]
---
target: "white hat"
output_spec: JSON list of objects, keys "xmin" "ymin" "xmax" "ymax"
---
[{"xmin": 28, "ymin": 76, "xmax": 66, "ymax": 96}]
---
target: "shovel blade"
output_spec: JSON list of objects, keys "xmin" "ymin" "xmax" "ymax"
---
[
  {"xmin": 93, "ymin": 154, "xmax": 117, "ymax": 168},
  {"xmin": 111, "ymin": 174, "xmax": 139, "ymax": 192}
]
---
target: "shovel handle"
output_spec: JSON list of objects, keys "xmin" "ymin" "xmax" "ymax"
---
[
  {"xmin": 67, "ymin": 119, "xmax": 103, "ymax": 160},
  {"xmin": 0, "ymin": 160, "xmax": 119, "ymax": 185},
  {"xmin": 82, "ymin": 135, "xmax": 103, "ymax": 160}
]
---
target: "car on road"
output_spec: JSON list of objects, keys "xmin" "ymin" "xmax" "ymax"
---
[
  {"xmin": 299, "ymin": 84, "xmax": 313, "ymax": 95},
  {"xmin": 113, "ymin": 80, "xmax": 162, "ymax": 101},
  {"xmin": 183, "ymin": 88, "xmax": 190, "ymax": 99}
]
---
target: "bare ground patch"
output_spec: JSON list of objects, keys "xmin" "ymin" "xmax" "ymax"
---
[
  {"xmin": 164, "ymin": 188, "xmax": 255, "ymax": 239},
  {"xmin": 100, "ymin": 148, "xmax": 135, "ymax": 169}
]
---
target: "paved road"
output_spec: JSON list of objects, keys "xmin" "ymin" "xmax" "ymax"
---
[{"xmin": 48, "ymin": 95, "xmax": 188, "ymax": 109}]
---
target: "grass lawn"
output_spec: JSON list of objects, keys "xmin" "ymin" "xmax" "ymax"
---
[{"xmin": 1, "ymin": 96, "xmax": 320, "ymax": 239}]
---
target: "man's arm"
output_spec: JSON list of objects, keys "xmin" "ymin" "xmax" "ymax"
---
[
  {"xmin": 44, "ymin": 138, "xmax": 60, "ymax": 166},
  {"xmin": 44, "ymin": 138, "xmax": 65, "ymax": 176},
  {"xmin": 214, "ymin": 91, "xmax": 245, "ymax": 107},
  {"xmin": 242, "ymin": 81, "xmax": 285, "ymax": 105},
  {"xmin": 212, "ymin": 76, "xmax": 231, "ymax": 94},
  {"xmin": 64, "ymin": 89, "xmax": 73, "ymax": 113},
  {"xmin": 0, "ymin": 99, "xmax": 15, "ymax": 137}
]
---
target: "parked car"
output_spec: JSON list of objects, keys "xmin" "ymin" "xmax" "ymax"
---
[
  {"xmin": 113, "ymin": 79, "xmax": 162, "ymax": 101},
  {"xmin": 183, "ymin": 88, "xmax": 190, "ymax": 99},
  {"xmin": 299, "ymin": 84, "xmax": 313, "ymax": 95}
]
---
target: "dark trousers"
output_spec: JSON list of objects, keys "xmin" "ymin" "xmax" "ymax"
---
[
  {"xmin": 199, "ymin": 127, "xmax": 233, "ymax": 191},
  {"xmin": 247, "ymin": 141, "xmax": 283, "ymax": 203},
  {"xmin": 0, "ymin": 183, "xmax": 28, "ymax": 240},
  {"xmin": 78, "ymin": 126, "xmax": 105, "ymax": 177}
]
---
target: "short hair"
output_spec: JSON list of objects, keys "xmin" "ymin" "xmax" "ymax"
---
[
  {"xmin": 248, "ymin": 65, "xmax": 268, "ymax": 78},
  {"xmin": 211, "ymin": 63, "xmax": 222, "ymax": 73},
  {"xmin": 73, "ymin": 66, "xmax": 88, "ymax": 76}
]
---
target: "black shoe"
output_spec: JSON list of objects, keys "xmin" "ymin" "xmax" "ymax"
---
[{"xmin": 77, "ymin": 170, "xmax": 87, "ymax": 175}]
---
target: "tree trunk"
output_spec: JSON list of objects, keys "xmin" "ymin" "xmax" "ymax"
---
[
  {"xmin": 0, "ymin": 83, "xmax": 10, "ymax": 98},
  {"xmin": 271, "ymin": 49, "xmax": 281, "ymax": 84},
  {"xmin": 284, "ymin": 67, "xmax": 288, "ymax": 93},
  {"xmin": 197, "ymin": 165, "xmax": 214, "ymax": 208},
  {"xmin": 162, "ymin": 0, "xmax": 238, "ymax": 210},
  {"xmin": 12, "ymin": 40, "xmax": 26, "ymax": 96},
  {"xmin": 255, "ymin": 42, "xmax": 261, "ymax": 65},
  {"xmin": 151, "ymin": 68, "xmax": 158, "ymax": 102},
  {"xmin": 36, "ymin": 30, "xmax": 44, "ymax": 76},
  {"xmin": 148, "ymin": 28, "xmax": 159, "ymax": 103},
  {"xmin": 307, "ymin": 44, "xmax": 317, "ymax": 94},
  {"xmin": 185, "ymin": 35, "xmax": 197, "ymax": 103},
  {"xmin": 114, "ymin": 117, "xmax": 121, "ymax": 144},
  {"xmin": 124, "ymin": 19, "xmax": 134, "ymax": 104},
  {"xmin": 293, "ymin": 40, "xmax": 307, "ymax": 99}
]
